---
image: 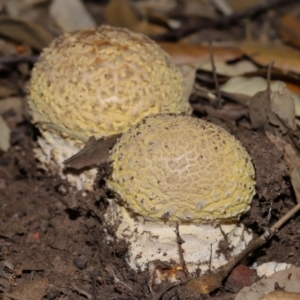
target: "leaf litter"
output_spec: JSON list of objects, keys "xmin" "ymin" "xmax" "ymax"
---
[{"xmin": 2, "ymin": 0, "xmax": 300, "ymax": 299}]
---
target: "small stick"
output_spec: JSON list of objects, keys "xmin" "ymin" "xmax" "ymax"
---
[
  {"xmin": 0, "ymin": 55, "xmax": 38, "ymax": 65},
  {"xmin": 266, "ymin": 61, "xmax": 275, "ymax": 104},
  {"xmin": 175, "ymin": 222, "xmax": 189, "ymax": 276},
  {"xmin": 208, "ymin": 41, "xmax": 222, "ymax": 108}
]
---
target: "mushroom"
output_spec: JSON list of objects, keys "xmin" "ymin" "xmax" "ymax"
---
[
  {"xmin": 104, "ymin": 114, "xmax": 255, "ymax": 281},
  {"xmin": 27, "ymin": 25, "xmax": 191, "ymax": 191}
]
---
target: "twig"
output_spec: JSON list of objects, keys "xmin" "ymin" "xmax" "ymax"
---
[
  {"xmin": 175, "ymin": 222, "xmax": 189, "ymax": 276},
  {"xmin": 151, "ymin": 0, "xmax": 295, "ymax": 41},
  {"xmin": 0, "ymin": 55, "xmax": 38, "ymax": 65},
  {"xmin": 208, "ymin": 42, "xmax": 222, "ymax": 108},
  {"xmin": 266, "ymin": 61, "xmax": 275, "ymax": 104}
]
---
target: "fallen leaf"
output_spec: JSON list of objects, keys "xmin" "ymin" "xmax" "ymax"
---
[
  {"xmin": 134, "ymin": 0, "xmax": 176, "ymax": 14},
  {"xmin": 205, "ymin": 102, "xmax": 249, "ymax": 121},
  {"xmin": 158, "ymin": 42, "xmax": 243, "ymax": 67},
  {"xmin": 255, "ymin": 261, "xmax": 292, "ymax": 278},
  {"xmin": 186, "ymin": 270, "xmax": 226, "ymax": 294},
  {"xmin": 9, "ymin": 277, "xmax": 48, "ymax": 300},
  {"xmin": 285, "ymin": 82, "xmax": 300, "ymax": 95},
  {"xmin": 0, "ymin": 81, "xmax": 18, "ymax": 98},
  {"xmin": 180, "ymin": 0, "xmax": 217, "ymax": 18},
  {"xmin": 228, "ymin": 0, "xmax": 262, "ymax": 11},
  {"xmin": 221, "ymin": 77, "xmax": 300, "ymax": 115},
  {"xmin": 0, "ymin": 115, "xmax": 10, "ymax": 151},
  {"xmin": 239, "ymin": 41, "xmax": 300, "ymax": 74},
  {"xmin": 200, "ymin": 59, "xmax": 258, "ymax": 76},
  {"xmin": 270, "ymin": 82, "xmax": 296, "ymax": 131},
  {"xmin": 210, "ymin": 0, "xmax": 233, "ymax": 16},
  {"xmin": 261, "ymin": 290, "xmax": 300, "ymax": 300},
  {"xmin": 244, "ymin": 68, "xmax": 300, "ymax": 94},
  {"xmin": 0, "ymin": 97, "xmax": 24, "ymax": 124},
  {"xmin": 5, "ymin": 0, "xmax": 48, "ymax": 17},
  {"xmin": 64, "ymin": 134, "xmax": 121, "ymax": 170},
  {"xmin": 235, "ymin": 266, "xmax": 300, "ymax": 300},
  {"xmin": 279, "ymin": 13, "xmax": 300, "ymax": 49},
  {"xmin": 249, "ymin": 89, "xmax": 269, "ymax": 130},
  {"xmin": 50, "ymin": 0, "xmax": 96, "ymax": 32},
  {"xmin": 177, "ymin": 64, "xmax": 196, "ymax": 101},
  {"xmin": 283, "ymin": 144, "xmax": 300, "ymax": 204},
  {"xmin": 104, "ymin": 0, "xmax": 167, "ymax": 35},
  {"xmin": 0, "ymin": 15, "xmax": 55, "ymax": 50},
  {"xmin": 138, "ymin": 7, "xmax": 181, "ymax": 30}
]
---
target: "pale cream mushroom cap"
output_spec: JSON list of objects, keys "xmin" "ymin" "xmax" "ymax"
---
[
  {"xmin": 27, "ymin": 26, "xmax": 191, "ymax": 191},
  {"xmin": 107, "ymin": 114, "xmax": 255, "ymax": 223},
  {"xmin": 28, "ymin": 25, "xmax": 191, "ymax": 142}
]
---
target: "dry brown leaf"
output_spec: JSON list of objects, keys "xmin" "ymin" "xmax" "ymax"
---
[
  {"xmin": 0, "ymin": 115, "xmax": 10, "ymax": 152},
  {"xmin": 186, "ymin": 270, "xmax": 226, "ymax": 294},
  {"xmin": 261, "ymin": 290, "xmax": 300, "ymax": 300},
  {"xmin": 228, "ymin": 0, "xmax": 261, "ymax": 11},
  {"xmin": 0, "ymin": 97, "xmax": 24, "ymax": 124},
  {"xmin": 286, "ymin": 82, "xmax": 300, "ymax": 95},
  {"xmin": 236, "ymin": 266, "xmax": 300, "ymax": 300},
  {"xmin": 279, "ymin": 13, "xmax": 300, "ymax": 49},
  {"xmin": 282, "ymin": 143, "xmax": 300, "ymax": 204},
  {"xmin": 200, "ymin": 60, "xmax": 257, "ymax": 76},
  {"xmin": 210, "ymin": 0, "xmax": 233, "ymax": 16},
  {"xmin": 270, "ymin": 82, "xmax": 296, "ymax": 131},
  {"xmin": 239, "ymin": 41, "xmax": 300, "ymax": 74},
  {"xmin": 249, "ymin": 90, "xmax": 269, "ymax": 130},
  {"xmin": 265, "ymin": 134, "xmax": 300, "ymax": 202},
  {"xmin": 104, "ymin": 0, "xmax": 167, "ymax": 35},
  {"xmin": 205, "ymin": 102, "xmax": 249, "ymax": 121},
  {"xmin": 182, "ymin": 0, "xmax": 217, "ymax": 18},
  {"xmin": 177, "ymin": 64, "xmax": 196, "ymax": 100},
  {"xmin": 0, "ymin": 16, "xmax": 55, "ymax": 50},
  {"xmin": 50, "ymin": 0, "xmax": 96, "ymax": 32},
  {"xmin": 158, "ymin": 42, "xmax": 243, "ymax": 67},
  {"xmin": 0, "ymin": 80, "xmax": 18, "ymax": 98},
  {"xmin": 9, "ymin": 277, "xmax": 48, "ymax": 300},
  {"xmin": 249, "ymin": 80, "xmax": 298, "ymax": 137},
  {"xmin": 5, "ymin": 0, "xmax": 48, "ymax": 17},
  {"xmin": 221, "ymin": 77, "xmax": 300, "ymax": 118},
  {"xmin": 145, "ymin": 11, "xmax": 181, "ymax": 30},
  {"xmin": 244, "ymin": 68, "xmax": 300, "ymax": 94},
  {"xmin": 135, "ymin": 0, "xmax": 176, "ymax": 14},
  {"xmin": 64, "ymin": 134, "xmax": 121, "ymax": 170}
]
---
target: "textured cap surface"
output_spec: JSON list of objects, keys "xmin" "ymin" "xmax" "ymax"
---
[
  {"xmin": 28, "ymin": 25, "xmax": 190, "ymax": 142},
  {"xmin": 108, "ymin": 114, "xmax": 255, "ymax": 223}
]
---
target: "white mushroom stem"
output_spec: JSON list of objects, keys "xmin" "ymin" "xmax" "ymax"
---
[
  {"xmin": 35, "ymin": 130, "xmax": 97, "ymax": 191},
  {"xmin": 104, "ymin": 199, "xmax": 253, "ymax": 282}
]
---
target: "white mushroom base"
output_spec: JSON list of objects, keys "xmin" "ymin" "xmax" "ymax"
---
[
  {"xmin": 104, "ymin": 199, "xmax": 253, "ymax": 281},
  {"xmin": 34, "ymin": 130, "xmax": 97, "ymax": 191}
]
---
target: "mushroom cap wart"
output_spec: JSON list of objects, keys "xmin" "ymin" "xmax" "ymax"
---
[
  {"xmin": 28, "ymin": 25, "xmax": 190, "ymax": 142},
  {"xmin": 108, "ymin": 114, "xmax": 255, "ymax": 223}
]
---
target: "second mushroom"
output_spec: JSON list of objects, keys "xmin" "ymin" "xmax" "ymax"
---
[{"xmin": 104, "ymin": 113, "xmax": 256, "ymax": 282}]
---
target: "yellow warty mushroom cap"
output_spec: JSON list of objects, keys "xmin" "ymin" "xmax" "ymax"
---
[
  {"xmin": 108, "ymin": 114, "xmax": 256, "ymax": 223},
  {"xmin": 28, "ymin": 25, "xmax": 190, "ymax": 142}
]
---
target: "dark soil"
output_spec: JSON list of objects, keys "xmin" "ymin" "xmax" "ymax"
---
[{"xmin": 0, "ymin": 113, "xmax": 298, "ymax": 300}]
